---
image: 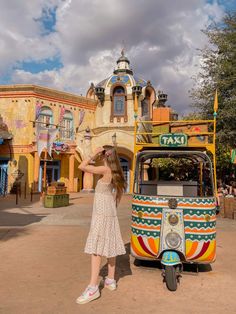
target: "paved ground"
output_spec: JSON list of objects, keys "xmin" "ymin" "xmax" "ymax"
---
[{"xmin": 0, "ymin": 193, "xmax": 236, "ymax": 314}]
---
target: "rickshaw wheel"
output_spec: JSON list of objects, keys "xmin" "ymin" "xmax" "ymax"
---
[{"xmin": 165, "ymin": 266, "xmax": 178, "ymax": 291}]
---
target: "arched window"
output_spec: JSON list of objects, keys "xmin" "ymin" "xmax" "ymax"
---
[
  {"xmin": 111, "ymin": 86, "xmax": 127, "ymax": 122},
  {"xmin": 38, "ymin": 107, "xmax": 53, "ymax": 127},
  {"xmin": 60, "ymin": 110, "xmax": 73, "ymax": 140}
]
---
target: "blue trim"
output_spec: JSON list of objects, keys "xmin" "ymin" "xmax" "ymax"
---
[{"xmin": 0, "ymin": 163, "xmax": 8, "ymax": 195}]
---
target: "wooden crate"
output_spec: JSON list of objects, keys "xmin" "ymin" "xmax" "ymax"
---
[
  {"xmin": 44, "ymin": 194, "xmax": 69, "ymax": 208},
  {"xmin": 47, "ymin": 186, "xmax": 67, "ymax": 195}
]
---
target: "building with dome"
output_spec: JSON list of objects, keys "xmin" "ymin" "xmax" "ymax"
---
[
  {"xmin": 83, "ymin": 50, "xmax": 157, "ymax": 192},
  {"xmin": 0, "ymin": 51, "xmax": 175, "ymax": 195}
]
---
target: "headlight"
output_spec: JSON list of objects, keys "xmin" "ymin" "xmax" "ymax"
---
[
  {"xmin": 165, "ymin": 232, "xmax": 181, "ymax": 249},
  {"xmin": 168, "ymin": 214, "xmax": 179, "ymax": 226}
]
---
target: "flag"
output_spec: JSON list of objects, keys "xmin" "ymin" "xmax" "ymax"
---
[
  {"xmin": 36, "ymin": 124, "xmax": 58, "ymax": 157},
  {"xmin": 48, "ymin": 128, "xmax": 58, "ymax": 156},
  {"xmin": 36, "ymin": 124, "xmax": 49, "ymax": 157},
  {"xmin": 231, "ymin": 149, "xmax": 236, "ymax": 164},
  {"xmin": 214, "ymin": 90, "xmax": 218, "ymax": 112},
  {"xmin": 79, "ymin": 109, "xmax": 85, "ymax": 127},
  {"xmin": 59, "ymin": 107, "xmax": 66, "ymax": 123},
  {"xmin": 35, "ymin": 100, "xmax": 42, "ymax": 120}
]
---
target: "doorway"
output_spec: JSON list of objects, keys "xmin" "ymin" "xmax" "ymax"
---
[
  {"xmin": 119, "ymin": 157, "xmax": 130, "ymax": 193},
  {"xmin": 39, "ymin": 160, "xmax": 60, "ymax": 192},
  {"xmin": 0, "ymin": 160, "xmax": 8, "ymax": 196}
]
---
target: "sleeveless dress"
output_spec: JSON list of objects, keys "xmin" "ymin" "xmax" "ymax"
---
[{"xmin": 84, "ymin": 179, "xmax": 126, "ymax": 258}]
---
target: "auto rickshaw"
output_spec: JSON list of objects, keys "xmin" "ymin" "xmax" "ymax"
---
[{"xmin": 131, "ymin": 93, "xmax": 218, "ymax": 291}]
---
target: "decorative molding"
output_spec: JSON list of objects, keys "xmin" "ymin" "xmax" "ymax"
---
[
  {"xmin": 0, "ymin": 85, "xmax": 97, "ymax": 111},
  {"xmin": 92, "ymin": 126, "xmax": 134, "ymax": 135}
]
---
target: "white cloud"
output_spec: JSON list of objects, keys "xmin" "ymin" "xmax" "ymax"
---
[{"xmin": 1, "ymin": 0, "xmax": 226, "ymax": 113}]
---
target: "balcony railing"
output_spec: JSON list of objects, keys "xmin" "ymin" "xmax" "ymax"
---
[{"xmin": 59, "ymin": 128, "xmax": 74, "ymax": 140}]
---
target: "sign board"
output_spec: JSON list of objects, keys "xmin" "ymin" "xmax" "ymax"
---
[
  {"xmin": 159, "ymin": 133, "xmax": 188, "ymax": 147},
  {"xmin": 171, "ymin": 123, "xmax": 208, "ymax": 144}
]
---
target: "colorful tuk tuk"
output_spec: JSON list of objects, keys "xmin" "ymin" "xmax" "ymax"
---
[{"xmin": 131, "ymin": 94, "xmax": 218, "ymax": 291}]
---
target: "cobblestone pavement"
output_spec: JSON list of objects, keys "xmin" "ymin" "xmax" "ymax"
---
[{"xmin": 0, "ymin": 193, "xmax": 236, "ymax": 314}]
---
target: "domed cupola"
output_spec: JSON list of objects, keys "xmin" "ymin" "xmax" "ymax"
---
[{"xmin": 113, "ymin": 49, "xmax": 133, "ymax": 75}]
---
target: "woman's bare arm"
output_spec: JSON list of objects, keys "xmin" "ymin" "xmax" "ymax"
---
[{"xmin": 78, "ymin": 147, "xmax": 107, "ymax": 175}]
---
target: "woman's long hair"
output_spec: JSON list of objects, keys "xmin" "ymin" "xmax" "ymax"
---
[{"xmin": 103, "ymin": 145, "xmax": 127, "ymax": 205}]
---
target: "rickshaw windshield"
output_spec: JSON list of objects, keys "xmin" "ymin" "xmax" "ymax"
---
[{"xmin": 134, "ymin": 150, "xmax": 214, "ymax": 197}]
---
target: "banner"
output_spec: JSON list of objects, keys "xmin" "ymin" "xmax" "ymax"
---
[
  {"xmin": 36, "ymin": 124, "xmax": 58, "ymax": 157},
  {"xmin": 79, "ymin": 109, "xmax": 85, "ymax": 127},
  {"xmin": 231, "ymin": 149, "xmax": 236, "ymax": 164},
  {"xmin": 48, "ymin": 128, "xmax": 58, "ymax": 156},
  {"xmin": 59, "ymin": 107, "xmax": 66, "ymax": 123},
  {"xmin": 35, "ymin": 100, "xmax": 42, "ymax": 120}
]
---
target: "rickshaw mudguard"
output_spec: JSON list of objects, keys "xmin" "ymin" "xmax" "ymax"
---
[{"xmin": 161, "ymin": 251, "xmax": 181, "ymax": 266}]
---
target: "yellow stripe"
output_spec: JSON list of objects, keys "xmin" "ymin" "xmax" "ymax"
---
[{"xmin": 186, "ymin": 239, "xmax": 194, "ymax": 256}]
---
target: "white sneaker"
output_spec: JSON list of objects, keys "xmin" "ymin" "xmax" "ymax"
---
[
  {"xmin": 104, "ymin": 278, "xmax": 117, "ymax": 291},
  {"xmin": 76, "ymin": 286, "xmax": 100, "ymax": 304}
]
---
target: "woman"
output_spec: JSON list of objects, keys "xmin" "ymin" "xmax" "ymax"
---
[{"xmin": 76, "ymin": 145, "xmax": 127, "ymax": 304}]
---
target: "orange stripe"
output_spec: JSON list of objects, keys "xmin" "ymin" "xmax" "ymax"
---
[
  {"xmin": 132, "ymin": 211, "xmax": 162, "ymax": 219},
  {"xmin": 133, "ymin": 201, "xmax": 168, "ymax": 207},
  {"xmin": 133, "ymin": 200, "xmax": 214, "ymax": 209},
  {"xmin": 204, "ymin": 241, "xmax": 216, "ymax": 262},
  {"xmin": 184, "ymin": 215, "xmax": 215, "ymax": 221},
  {"xmin": 206, "ymin": 248, "xmax": 216, "ymax": 262},
  {"xmin": 179, "ymin": 203, "xmax": 214, "ymax": 209},
  {"xmin": 186, "ymin": 241, "xmax": 198, "ymax": 258},
  {"xmin": 148, "ymin": 237, "xmax": 158, "ymax": 254},
  {"xmin": 185, "ymin": 228, "xmax": 215, "ymax": 234},
  {"xmin": 132, "ymin": 223, "xmax": 161, "ymax": 231}
]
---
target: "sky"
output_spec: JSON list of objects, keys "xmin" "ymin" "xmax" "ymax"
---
[{"xmin": 0, "ymin": 0, "xmax": 235, "ymax": 114}]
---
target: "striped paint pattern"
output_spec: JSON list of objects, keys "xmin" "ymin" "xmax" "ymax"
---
[{"xmin": 131, "ymin": 194, "xmax": 216, "ymax": 262}]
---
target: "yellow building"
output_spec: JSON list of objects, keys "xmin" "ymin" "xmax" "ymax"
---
[
  {"xmin": 0, "ymin": 51, "xmax": 175, "ymax": 195},
  {"xmin": 0, "ymin": 85, "xmax": 96, "ymax": 195}
]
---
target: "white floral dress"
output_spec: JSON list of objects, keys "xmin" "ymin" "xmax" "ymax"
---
[{"xmin": 84, "ymin": 179, "xmax": 126, "ymax": 258}]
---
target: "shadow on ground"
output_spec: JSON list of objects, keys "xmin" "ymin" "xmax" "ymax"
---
[
  {"xmin": 0, "ymin": 227, "xmax": 32, "ymax": 242},
  {"xmin": 0, "ymin": 195, "xmax": 47, "ymax": 241},
  {"xmin": 133, "ymin": 257, "xmax": 212, "ymax": 273},
  {"xmin": 0, "ymin": 210, "xmax": 47, "ymax": 227},
  {"xmin": 99, "ymin": 243, "xmax": 132, "ymax": 282}
]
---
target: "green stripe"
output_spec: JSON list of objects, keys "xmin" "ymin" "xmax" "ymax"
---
[
  {"xmin": 185, "ymin": 233, "xmax": 216, "ymax": 241},
  {"xmin": 184, "ymin": 221, "xmax": 216, "ymax": 228},
  {"xmin": 132, "ymin": 216, "xmax": 162, "ymax": 226},
  {"xmin": 132, "ymin": 204, "xmax": 163, "ymax": 213},
  {"xmin": 133, "ymin": 195, "xmax": 215, "ymax": 205},
  {"xmin": 132, "ymin": 227, "xmax": 160, "ymax": 238},
  {"xmin": 183, "ymin": 208, "xmax": 216, "ymax": 215}
]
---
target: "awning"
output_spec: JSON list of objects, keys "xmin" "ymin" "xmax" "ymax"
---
[{"xmin": 0, "ymin": 130, "xmax": 13, "ymax": 144}]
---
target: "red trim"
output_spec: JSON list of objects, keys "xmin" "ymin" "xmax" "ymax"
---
[
  {"xmin": 138, "ymin": 236, "xmax": 155, "ymax": 256},
  {"xmin": 190, "ymin": 241, "xmax": 210, "ymax": 260}
]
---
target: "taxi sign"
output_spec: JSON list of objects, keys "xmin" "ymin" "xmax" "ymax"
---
[{"xmin": 159, "ymin": 133, "xmax": 188, "ymax": 147}]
